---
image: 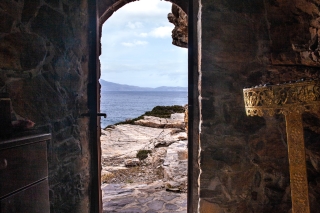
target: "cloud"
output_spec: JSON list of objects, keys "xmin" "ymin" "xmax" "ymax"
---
[
  {"xmin": 136, "ymin": 26, "xmax": 173, "ymax": 38},
  {"xmin": 149, "ymin": 26, "xmax": 172, "ymax": 38},
  {"xmin": 138, "ymin": 32, "xmax": 148, "ymax": 37},
  {"xmin": 126, "ymin": 21, "xmax": 143, "ymax": 29},
  {"xmin": 100, "ymin": 0, "xmax": 187, "ymax": 87},
  {"xmin": 121, "ymin": 40, "xmax": 148, "ymax": 47}
]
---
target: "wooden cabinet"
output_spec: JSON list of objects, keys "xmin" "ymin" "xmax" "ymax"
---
[{"xmin": 0, "ymin": 134, "xmax": 51, "ymax": 213}]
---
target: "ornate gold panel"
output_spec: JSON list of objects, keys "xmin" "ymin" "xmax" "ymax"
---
[
  {"xmin": 285, "ymin": 112, "xmax": 310, "ymax": 213},
  {"xmin": 242, "ymin": 80, "xmax": 320, "ymax": 213}
]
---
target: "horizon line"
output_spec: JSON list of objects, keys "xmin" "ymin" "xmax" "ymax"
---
[{"xmin": 99, "ymin": 79, "xmax": 188, "ymax": 89}]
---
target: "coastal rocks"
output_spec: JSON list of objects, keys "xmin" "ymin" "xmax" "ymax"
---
[
  {"xmin": 101, "ymin": 113, "xmax": 188, "ymax": 185},
  {"xmin": 134, "ymin": 113, "xmax": 185, "ymax": 129},
  {"xmin": 124, "ymin": 158, "xmax": 140, "ymax": 167},
  {"xmin": 101, "ymin": 124, "xmax": 186, "ymax": 159},
  {"xmin": 168, "ymin": 4, "xmax": 188, "ymax": 48},
  {"xmin": 101, "ymin": 111, "xmax": 188, "ymax": 212},
  {"xmin": 102, "ymin": 183, "xmax": 187, "ymax": 212},
  {"xmin": 163, "ymin": 140, "xmax": 188, "ymax": 192},
  {"xmin": 184, "ymin": 105, "xmax": 188, "ymax": 134}
]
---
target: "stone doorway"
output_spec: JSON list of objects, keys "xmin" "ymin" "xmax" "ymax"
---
[{"xmin": 97, "ymin": 0, "xmax": 193, "ymax": 212}]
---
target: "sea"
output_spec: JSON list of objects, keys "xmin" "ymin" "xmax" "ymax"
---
[{"xmin": 100, "ymin": 91, "xmax": 188, "ymax": 128}]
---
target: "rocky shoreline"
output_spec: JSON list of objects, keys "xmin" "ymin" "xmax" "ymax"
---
[
  {"xmin": 100, "ymin": 109, "xmax": 188, "ymax": 212},
  {"xmin": 101, "ymin": 112, "xmax": 188, "ymax": 192}
]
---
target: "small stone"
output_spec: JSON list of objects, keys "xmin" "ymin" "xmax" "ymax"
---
[
  {"xmin": 138, "ymin": 196, "xmax": 154, "ymax": 204},
  {"xmin": 166, "ymin": 188, "xmax": 181, "ymax": 192},
  {"xmin": 162, "ymin": 194, "xmax": 179, "ymax": 201},
  {"xmin": 107, "ymin": 197, "xmax": 135, "ymax": 207},
  {"xmin": 134, "ymin": 114, "xmax": 185, "ymax": 129},
  {"xmin": 119, "ymin": 207, "xmax": 143, "ymax": 213},
  {"xmin": 165, "ymin": 203, "xmax": 179, "ymax": 210},
  {"xmin": 147, "ymin": 200, "xmax": 165, "ymax": 211},
  {"xmin": 146, "ymin": 210, "xmax": 158, "ymax": 213},
  {"xmin": 164, "ymin": 211, "xmax": 187, "ymax": 213},
  {"xmin": 124, "ymin": 158, "xmax": 140, "ymax": 167}
]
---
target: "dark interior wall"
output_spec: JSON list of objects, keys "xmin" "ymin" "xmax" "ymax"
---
[
  {"xmin": 0, "ymin": 0, "xmax": 92, "ymax": 212},
  {"xmin": 199, "ymin": 0, "xmax": 320, "ymax": 212},
  {"xmin": 1, "ymin": 0, "xmax": 320, "ymax": 212}
]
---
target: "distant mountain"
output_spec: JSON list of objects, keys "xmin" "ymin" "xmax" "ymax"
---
[{"xmin": 100, "ymin": 79, "xmax": 187, "ymax": 91}]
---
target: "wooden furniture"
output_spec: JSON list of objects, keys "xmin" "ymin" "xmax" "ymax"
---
[{"xmin": 0, "ymin": 133, "xmax": 51, "ymax": 213}]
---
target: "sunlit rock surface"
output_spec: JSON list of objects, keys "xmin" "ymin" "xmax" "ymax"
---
[
  {"xmin": 134, "ymin": 113, "xmax": 185, "ymax": 129},
  {"xmin": 168, "ymin": 4, "xmax": 188, "ymax": 48},
  {"xmin": 101, "ymin": 113, "xmax": 188, "ymax": 191}
]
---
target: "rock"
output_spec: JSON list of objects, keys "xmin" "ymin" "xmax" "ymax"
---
[
  {"xmin": 147, "ymin": 200, "xmax": 164, "ymax": 211},
  {"xmin": 0, "ymin": 11, "xmax": 14, "ymax": 33},
  {"xmin": 166, "ymin": 187, "xmax": 181, "ymax": 192},
  {"xmin": 21, "ymin": 0, "xmax": 41, "ymax": 22},
  {"xmin": 152, "ymin": 130, "xmax": 187, "ymax": 147},
  {"xmin": 165, "ymin": 203, "xmax": 179, "ymax": 211},
  {"xmin": 165, "ymin": 181, "xmax": 180, "ymax": 189},
  {"xmin": 134, "ymin": 113, "xmax": 185, "ymax": 129},
  {"xmin": 101, "ymin": 124, "xmax": 183, "ymax": 159},
  {"xmin": 163, "ymin": 140, "xmax": 188, "ymax": 192},
  {"xmin": 184, "ymin": 105, "xmax": 188, "ymax": 135},
  {"xmin": 101, "ymin": 118, "xmax": 187, "ymax": 160},
  {"xmin": 124, "ymin": 158, "xmax": 140, "ymax": 167},
  {"xmin": 108, "ymin": 125, "xmax": 116, "ymax": 129},
  {"xmin": 31, "ymin": 5, "xmax": 65, "ymax": 49},
  {"xmin": 100, "ymin": 112, "xmax": 189, "ymax": 191},
  {"xmin": 170, "ymin": 113, "xmax": 184, "ymax": 120},
  {"xmin": 0, "ymin": 32, "xmax": 46, "ymax": 71},
  {"xmin": 168, "ymin": 4, "xmax": 188, "ymax": 48}
]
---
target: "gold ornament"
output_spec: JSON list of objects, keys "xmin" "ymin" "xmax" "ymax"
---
[{"xmin": 243, "ymin": 80, "xmax": 320, "ymax": 213}]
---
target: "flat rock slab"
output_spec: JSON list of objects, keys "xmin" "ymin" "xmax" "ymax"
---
[
  {"xmin": 163, "ymin": 140, "xmax": 188, "ymax": 192},
  {"xmin": 101, "ymin": 124, "xmax": 187, "ymax": 159},
  {"xmin": 101, "ymin": 117, "xmax": 188, "ymax": 212},
  {"xmin": 134, "ymin": 113, "xmax": 185, "ymax": 129}
]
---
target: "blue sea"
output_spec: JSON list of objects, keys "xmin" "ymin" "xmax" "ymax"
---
[{"xmin": 100, "ymin": 91, "xmax": 188, "ymax": 128}]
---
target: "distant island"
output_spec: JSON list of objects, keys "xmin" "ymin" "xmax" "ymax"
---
[{"xmin": 100, "ymin": 79, "xmax": 187, "ymax": 91}]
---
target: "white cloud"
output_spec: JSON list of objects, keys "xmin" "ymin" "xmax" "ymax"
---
[
  {"xmin": 135, "ymin": 26, "xmax": 173, "ymax": 38},
  {"xmin": 121, "ymin": 40, "xmax": 148, "ymax": 47},
  {"xmin": 100, "ymin": 0, "xmax": 187, "ymax": 87},
  {"xmin": 149, "ymin": 26, "xmax": 172, "ymax": 38},
  {"xmin": 138, "ymin": 32, "xmax": 148, "ymax": 37},
  {"xmin": 126, "ymin": 21, "xmax": 143, "ymax": 29}
]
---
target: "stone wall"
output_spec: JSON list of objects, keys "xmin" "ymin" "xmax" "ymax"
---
[
  {"xmin": 0, "ymin": 0, "xmax": 92, "ymax": 212},
  {"xmin": 2, "ymin": 0, "xmax": 320, "ymax": 212},
  {"xmin": 199, "ymin": 0, "xmax": 320, "ymax": 212}
]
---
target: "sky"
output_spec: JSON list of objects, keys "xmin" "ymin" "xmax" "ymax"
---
[{"xmin": 99, "ymin": 0, "xmax": 188, "ymax": 88}]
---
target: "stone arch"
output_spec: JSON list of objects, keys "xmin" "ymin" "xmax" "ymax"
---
[
  {"xmin": 98, "ymin": 0, "xmax": 188, "ymax": 26},
  {"xmin": 98, "ymin": 0, "xmax": 188, "ymax": 50}
]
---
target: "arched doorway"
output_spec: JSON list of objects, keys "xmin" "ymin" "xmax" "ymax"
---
[{"xmin": 96, "ymin": 0, "xmax": 198, "ymax": 212}]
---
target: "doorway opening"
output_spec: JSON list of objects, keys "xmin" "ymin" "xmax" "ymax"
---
[{"xmin": 98, "ymin": 0, "xmax": 190, "ymax": 212}]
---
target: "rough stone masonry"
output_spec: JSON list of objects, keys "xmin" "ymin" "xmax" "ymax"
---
[{"xmin": 1, "ymin": 0, "xmax": 320, "ymax": 212}]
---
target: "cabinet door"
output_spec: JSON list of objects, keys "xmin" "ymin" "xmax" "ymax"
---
[
  {"xmin": 0, "ymin": 179, "xmax": 49, "ymax": 213},
  {"xmin": 0, "ymin": 141, "xmax": 48, "ymax": 198}
]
